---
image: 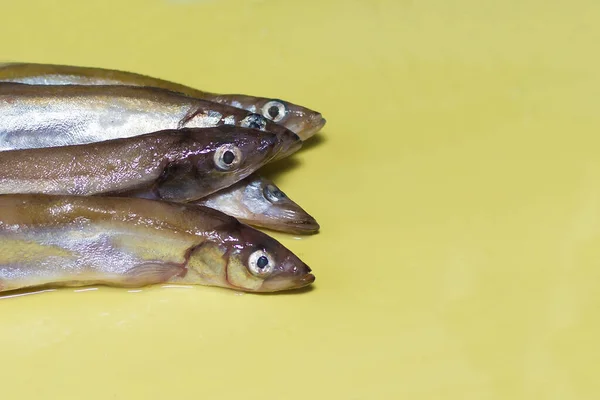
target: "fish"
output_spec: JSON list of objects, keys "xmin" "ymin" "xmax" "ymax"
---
[
  {"xmin": 0, "ymin": 194, "xmax": 315, "ymax": 293},
  {"xmin": 0, "ymin": 85, "xmax": 315, "ymax": 233},
  {"xmin": 0, "ymin": 62, "xmax": 326, "ymax": 140},
  {"xmin": 0, "ymin": 126, "xmax": 284, "ymax": 201},
  {"xmin": 0, "ymin": 82, "xmax": 301, "ymax": 158},
  {"xmin": 194, "ymin": 175, "xmax": 319, "ymax": 234}
]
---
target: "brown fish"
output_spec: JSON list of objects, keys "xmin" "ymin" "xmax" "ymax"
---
[
  {"xmin": 0, "ymin": 126, "xmax": 284, "ymax": 201},
  {"xmin": 0, "ymin": 194, "xmax": 315, "ymax": 293}
]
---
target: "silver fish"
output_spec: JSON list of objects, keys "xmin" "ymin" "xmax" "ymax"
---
[
  {"xmin": 0, "ymin": 82, "xmax": 301, "ymax": 158},
  {"xmin": 194, "ymin": 176, "xmax": 319, "ymax": 234},
  {"xmin": 0, "ymin": 62, "xmax": 326, "ymax": 140}
]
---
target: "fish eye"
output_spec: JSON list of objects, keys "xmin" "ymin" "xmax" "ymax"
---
[
  {"xmin": 264, "ymin": 184, "xmax": 287, "ymax": 203},
  {"xmin": 214, "ymin": 144, "xmax": 242, "ymax": 171},
  {"xmin": 261, "ymin": 100, "xmax": 286, "ymax": 122},
  {"xmin": 241, "ymin": 114, "xmax": 268, "ymax": 131},
  {"xmin": 248, "ymin": 249, "xmax": 275, "ymax": 277}
]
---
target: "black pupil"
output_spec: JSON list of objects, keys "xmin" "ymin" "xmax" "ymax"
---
[
  {"xmin": 268, "ymin": 105, "xmax": 280, "ymax": 119},
  {"xmin": 257, "ymin": 256, "xmax": 269, "ymax": 269},
  {"xmin": 273, "ymin": 189, "xmax": 285, "ymax": 198},
  {"xmin": 223, "ymin": 150, "xmax": 235, "ymax": 164}
]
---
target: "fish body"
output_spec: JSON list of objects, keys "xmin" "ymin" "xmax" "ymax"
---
[
  {"xmin": 0, "ymin": 126, "xmax": 281, "ymax": 201},
  {"xmin": 0, "ymin": 82, "xmax": 301, "ymax": 158},
  {"xmin": 0, "ymin": 63, "xmax": 326, "ymax": 140},
  {"xmin": 0, "ymin": 194, "xmax": 314, "ymax": 293}
]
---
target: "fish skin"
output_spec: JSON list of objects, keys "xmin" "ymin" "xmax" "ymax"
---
[
  {"xmin": 0, "ymin": 82, "xmax": 301, "ymax": 158},
  {"xmin": 0, "ymin": 194, "xmax": 314, "ymax": 293},
  {"xmin": 0, "ymin": 62, "xmax": 326, "ymax": 140},
  {"xmin": 0, "ymin": 126, "xmax": 282, "ymax": 201}
]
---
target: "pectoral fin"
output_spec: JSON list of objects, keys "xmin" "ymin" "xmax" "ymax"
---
[{"xmin": 123, "ymin": 262, "xmax": 187, "ymax": 287}]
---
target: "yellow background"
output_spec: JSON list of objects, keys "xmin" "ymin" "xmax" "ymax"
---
[{"xmin": 1, "ymin": 0, "xmax": 600, "ymax": 398}]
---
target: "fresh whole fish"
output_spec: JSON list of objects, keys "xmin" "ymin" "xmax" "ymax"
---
[
  {"xmin": 0, "ymin": 84, "xmax": 315, "ymax": 233},
  {"xmin": 0, "ymin": 126, "xmax": 283, "ymax": 201},
  {"xmin": 0, "ymin": 63, "xmax": 326, "ymax": 140},
  {"xmin": 194, "ymin": 176, "xmax": 319, "ymax": 234},
  {"xmin": 0, "ymin": 194, "xmax": 315, "ymax": 293},
  {"xmin": 0, "ymin": 82, "xmax": 301, "ymax": 158}
]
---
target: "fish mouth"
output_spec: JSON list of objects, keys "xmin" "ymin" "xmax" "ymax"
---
[
  {"xmin": 295, "ymin": 273, "xmax": 316, "ymax": 288},
  {"xmin": 291, "ymin": 261, "xmax": 315, "ymax": 288},
  {"xmin": 272, "ymin": 131, "xmax": 303, "ymax": 161},
  {"xmin": 281, "ymin": 216, "xmax": 320, "ymax": 234},
  {"xmin": 259, "ymin": 267, "xmax": 315, "ymax": 292},
  {"xmin": 295, "ymin": 115, "xmax": 326, "ymax": 141},
  {"xmin": 239, "ymin": 214, "xmax": 320, "ymax": 235}
]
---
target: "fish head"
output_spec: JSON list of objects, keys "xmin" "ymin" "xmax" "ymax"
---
[
  {"xmin": 238, "ymin": 113, "xmax": 302, "ymax": 159},
  {"xmin": 155, "ymin": 127, "xmax": 280, "ymax": 201},
  {"xmin": 215, "ymin": 221, "xmax": 315, "ymax": 292},
  {"xmin": 238, "ymin": 176, "xmax": 319, "ymax": 234},
  {"xmin": 213, "ymin": 95, "xmax": 326, "ymax": 141},
  {"xmin": 184, "ymin": 106, "xmax": 301, "ymax": 159}
]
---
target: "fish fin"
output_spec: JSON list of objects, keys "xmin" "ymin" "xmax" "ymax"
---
[
  {"xmin": 123, "ymin": 262, "xmax": 187, "ymax": 287},
  {"xmin": 179, "ymin": 106, "xmax": 207, "ymax": 128},
  {"xmin": 153, "ymin": 161, "xmax": 204, "ymax": 201}
]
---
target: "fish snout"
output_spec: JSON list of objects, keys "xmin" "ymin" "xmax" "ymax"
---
[
  {"xmin": 295, "ymin": 113, "xmax": 326, "ymax": 141},
  {"xmin": 259, "ymin": 254, "xmax": 315, "ymax": 292},
  {"xmin": 282, "ymin": 213, "xmax": 320, "ymax": 234}
]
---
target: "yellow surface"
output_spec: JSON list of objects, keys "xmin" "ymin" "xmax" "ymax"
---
[{"xmin": 1, "ymin": 0, "xmax": 600, "ymax": 398}]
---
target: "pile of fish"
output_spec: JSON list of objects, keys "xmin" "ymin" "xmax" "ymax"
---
[{"xmin": 0, "ymin": 63, "xmax": 325, "ymax": 294}]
